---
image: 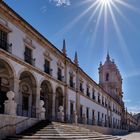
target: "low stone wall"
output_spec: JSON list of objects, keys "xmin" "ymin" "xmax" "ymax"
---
[
  {"xmin": 78, "ymin": 124, "xmax": 128, "ymax": 135},
  {"xmin": 0, "ymin": 114, "xmax": 39, "ymax": 139}
]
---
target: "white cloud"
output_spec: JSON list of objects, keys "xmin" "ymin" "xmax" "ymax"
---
[
  {"xmin": 40, "ymin": 6, "xmax": 47, "ymax": 13},
  {"xmin": 128, "ymin": 106, "xmax": 140, "ymax": 114},
  {"xmin": 124, "ymin": 99, "xmax": 131, "ymax": 103},
  {"xmin": 49, "ymin": 0, "xmax": 71, "ymax": 6}
]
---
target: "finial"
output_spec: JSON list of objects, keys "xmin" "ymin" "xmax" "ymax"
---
[
  {"xmin": 62, "ymin": 39, "xmax": 67, "ymax": 56},
  {"xmin": 100, "ymin": 61, "xmax": 102, "ymax": 67},
  {"xmin": 106, "ymin": 51, "xmax": 110, "ymax": 61},
  {"xmin": 74, "ymin": 52, "xmax": 78, "ymax": 66}
]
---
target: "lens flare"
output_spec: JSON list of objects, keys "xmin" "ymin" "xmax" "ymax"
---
[{"xmin": 99, "ymin": 0, "xmax": 112, "ymax": 6}]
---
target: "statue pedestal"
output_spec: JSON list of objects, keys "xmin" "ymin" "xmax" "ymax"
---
[
  {"xmin": 72, "ymin": 111, "xmax": 78, "ymax": 125},
  {"xmin": 82, "ymin": 114, "xmax": 87, "ymax": 124},
  {"xmin": 38, "ymin": 100, "xmax": 46, "ymax": 120},
  {"xmin": 57, "ymin": 106, "xmax": 64, "ymax": 122},
  {"xmin": 4, "ymin": 91, "xmax": 17, "ymax": 116}
]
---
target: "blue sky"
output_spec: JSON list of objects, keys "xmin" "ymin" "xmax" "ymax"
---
[{"xmin": 4, "ymin": 0, "xmax": 140, "ymax": 113}]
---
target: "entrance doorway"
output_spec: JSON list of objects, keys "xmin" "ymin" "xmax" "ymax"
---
[
  {"xmin": 0, "ymin": 59, "xmax": 14, "ymax": 114},
  {"xmin": 0, "ymin": 78, "xmax": 8, "ymax": 114},
  {"xmin": 40, "ymin": 81, "xmax": 53, "ymax": 120}
]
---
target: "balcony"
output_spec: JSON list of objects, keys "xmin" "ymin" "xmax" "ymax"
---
[
  {"xmin": 44, "ymin": 65, "xmax": 52, "ymax": 76},
  {"xmin": 0, "ymin": 39, "xmax": 12, "ymax": 53},
  {"xmin": 80, "ymin": 88, "xmax": 84, "ymax": 93},
  {"xmin": 98, "ymin": 98, "xmax": 101, "ymax": 104},
  {"xmin": 57, "ymin": 74, "xmax": 64, "ymax": 82},
  {"xmin": 87, "ymin": 92, "xmax": 90, "ymax": 97},
  {"xmin": 24, "ymin": 52, "xmax": 35, "ymax": 66},
  {"xmin": 92, "ymin": 95, "xmax": 96, "ymax": 100},
  {"xmin": 70, "ymin": 81, "xmax": 75, "ymax": 89},
  {"xmin": 109, "ymin": 106, "xmax": 111, "ymax": 110}
]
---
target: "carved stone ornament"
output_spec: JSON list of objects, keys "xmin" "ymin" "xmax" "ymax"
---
[
  {"xmin": 22, "ymin": 84, "xmax": 29, "ymax": 92},
  {"xmin": 2, "ymin": 77, "xmax": 9, "ymax": 85}
]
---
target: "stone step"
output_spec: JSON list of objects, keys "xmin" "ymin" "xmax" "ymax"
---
[
  {"xmin": 6, "ymin": 121, "xmax": 121, "ymax": 140},
  {"xmin": 7, "ymin": 137, "xmax": 121, "ymax": 140},
  {"xmin": 7, "ymin": 135, "xmax": 120, "ymax": 139}
]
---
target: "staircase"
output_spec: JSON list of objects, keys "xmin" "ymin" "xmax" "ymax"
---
[{"xmin": 6, "ymin": 121, "xmax": 121, "ymax": 140}]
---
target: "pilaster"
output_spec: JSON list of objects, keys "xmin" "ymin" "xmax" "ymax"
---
[
  {"xmin": 76, "ymin": 68, "xmax": 80, "ymax": 117},
  {"xmin": 36, "ymin": 85, "xmax": 41, "ymax": 118},
  {"xmin": 52, "ymin": 93, "xmax": 56, "ymax": 120},
  {"xmin": 13, "ymin": 77, "xmax": 20, "ymax": 105}
]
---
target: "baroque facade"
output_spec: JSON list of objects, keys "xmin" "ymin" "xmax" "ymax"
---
[{"xmin": 0, "ymin": 1, "xmax": 137, "ymax": 131}]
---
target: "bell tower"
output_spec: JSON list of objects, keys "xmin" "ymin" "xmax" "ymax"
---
[{"xmin": 98, "ymin": 53, "xmax": 123, "ymax": 100}]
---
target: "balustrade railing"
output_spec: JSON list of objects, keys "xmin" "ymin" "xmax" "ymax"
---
[{"xmin": 0, "ymin": 39, "xmax": 12, "ymax": 53}]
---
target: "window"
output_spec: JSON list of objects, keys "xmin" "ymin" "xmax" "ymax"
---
[
  {"xmin": 57, "ymin": 67, "xmax": 62, "ymax": 81},
  {"xmin": 22, "ymin": 95, "xmax": 29, "ymax": 111},
  {"xmin": 86, "ymin": 86, "xmax": 90, "ymax": 97},
  {"xmin": 106, "ymin": 73, "xmax": 109, "ymax": 81},
  {"xmin": 105, "ymin": 114, "xmax": 107, "ymax": 126},
  {"xmin": 92, "ymin": 89, "xmax": 95, "ymax": 100},
  {"xmin": 80, "ymin": 105, "xmax": 83, "ymax": 118},
  {"xmin": 98, "ymin": 112, "xmax": 100, "ymax": 123},
  {"xmin": 24, "ymin": 47, "xmax": 35, "ymax": 66},
  {"xmin": 86, "ymin": 108, "xmax": 89, "ymax": 119},
  {"xmin": 70, "ymin": 102, "xmax": 74, "ymax": 116},
  {"xmin": 69, "ymin": 74, "xmax": 74, "ymax": 88},
  {"xmin": 80, "ymin": 82, "xmax": 83, "ymax": 92},
  {"xmin": 92, "ymin": 110, "xmax": 95, "ymax": 119},
  {"xmin": 98, "ymin": 94, "xmax": 101, "ymax": 103},
  {"xmin": 105, "ymin": 99, "xmax": 108, "ymax": 107},
  {"xmin": 0, "ymin": 30, "xmax": 11, "ymax": 52},
  {"xmin": 102, "ymin": 113, "xmax": 104, "ymax": 119},
  {"xmin": 102, "ymin": 96, "xmax": 104, "ymax": 106},
  {"xmin": 44, "ymin": 59, "xmax": 51, "ymax": 75}
]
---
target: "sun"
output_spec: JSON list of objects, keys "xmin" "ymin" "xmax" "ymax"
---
[
  {"xmin": 99, "ymin": 0, "xmax": 112, "ymax": 6},
  {"xmin": 55, "ymin": 0, "xmax": 137, "ymax": 59}
]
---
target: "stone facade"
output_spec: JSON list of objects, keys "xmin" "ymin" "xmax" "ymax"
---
[{"xmin": 0, "ymin": 1, "xmax": 137, "ymax": 132}]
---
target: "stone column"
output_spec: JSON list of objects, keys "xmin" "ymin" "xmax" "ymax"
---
[
  {"xmin": 36, "ymin": 85, "xmax": 41, "ymax": 118},
  {"xmin": 64, "ymin": 85, "xmax": 68, "ymax": 122},
  {"xmin": 13, "ymin": 78, "xmax": 20, "ymax": 106},
  {"xmin": 64, "ymin": 57, "xmax": 68, "ymax": 122},
  {"xmin": 4, "ymin": 91, "xmax": 17, "ymax": 115},
  {"xmin": 52, "ymin": 93, "xmax": 56, "ymax": 120},
  {"xmin": 72, "ymin": 111, "xmax": 78, "ymax": 125},
  {"xmin": 82, "ymin": 114, "xmax": 87, "ymax": 124},
  {"xmin": 76, "ymin": 68, "xmax": 80, "ymax": 118}
]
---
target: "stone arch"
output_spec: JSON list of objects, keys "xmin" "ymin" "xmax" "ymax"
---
[
  {"xmin": 105, "ymin": 72, "xmax": 109, "ymax": 81},
  {"xmin": 55, "ymin": 86, "xmax": 64, "ymax": 118},
  {"xmin": 40, "ymin": 80, "xmax": 53, "ymax": 120},
  {"xmin": 0, "ymin": 57, "xmax": 16, "ymax": 78},
  {"xmin": 18, "ymin": 71, "xmax": 37, "ymax": 117},
  {"xmin": 17, "ymin": 68, "xmax": 38, "ymax": 85},
  {"xmin": 0, "ymin": 58, "xmax": 15, "ymax": 114}
]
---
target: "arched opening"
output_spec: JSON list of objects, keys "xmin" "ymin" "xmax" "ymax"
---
[
  {"xmin": 0, "ymin": 59, "xmax": 14, "ymax": 114},
  {"xmin": 55, "ymin": 87, "xmax": 63, "ymax": 118},
  {"xmin": 40, "ymin": 80, "xmax": 53, "ymax": 120},
  {"xmin": 106, "ymin": 73, "xmax": 109, "ymax": 81},
  {"xmin": 19, "ymin": 71, "xmax": 36, "ymax": 118}
]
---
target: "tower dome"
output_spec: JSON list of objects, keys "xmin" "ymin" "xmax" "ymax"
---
[{"xmin": 98, "ymin": 53, "xmax": 123, "ymax": 101}]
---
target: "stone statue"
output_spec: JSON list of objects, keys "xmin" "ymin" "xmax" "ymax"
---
[
  {"xmin": 72, "ymin": 111, "xmax": 78, "ymax": 125},
  {"xmin": 38, "ymin": 100, "xmax": 46, "ymax": 120},
  {"xmin": 4, "ymin": 91, "xmax": 17, "ymax": 115},
  {"xmin": 82, "ymin": 113, "xmax": 87, "ymax": 124},
  {"xmin": 57, "ymin": 106, "xmax": 64, "ymax": 122}
]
